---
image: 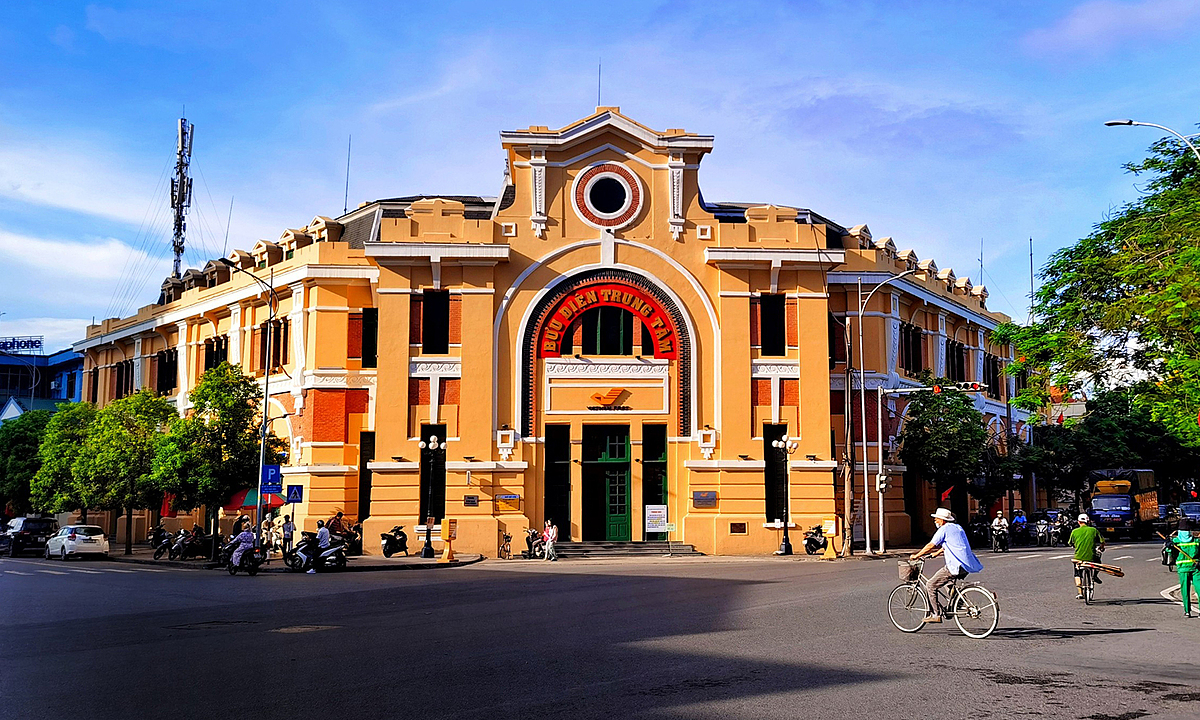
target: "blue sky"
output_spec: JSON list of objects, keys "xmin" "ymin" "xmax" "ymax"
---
[{"xmin": 2, "ymin": 0, "xmax": 1199, "ymax": 350}]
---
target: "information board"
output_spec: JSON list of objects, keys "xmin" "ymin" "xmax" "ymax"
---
[{"xmin": 645, "ymin": 505, "xmax": 668, "ymax": 532}]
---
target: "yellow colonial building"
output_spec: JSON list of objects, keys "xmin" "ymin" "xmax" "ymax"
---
[{"xmin": 76, "ymin": 109, "xmax": 1027, "ymax": 554}]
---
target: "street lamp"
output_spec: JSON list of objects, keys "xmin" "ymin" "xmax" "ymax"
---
[
  {"xmin": 770, "ymin": 435, "xmax": 798, "ymax": 555},
  {"xmin": 218, "ymin": 258, "xmax": 278, "ymax": 549},
  {"xmin": 854, "ymin": 268, "xmax": 919, "ymax": 555},
  {"xmin": 1104, "ymin": 119, "xmax": 1200, "ymax": 165},
  {"xmin": 417, "ymin": 435, "xmax": 439, "ymax": 558}
]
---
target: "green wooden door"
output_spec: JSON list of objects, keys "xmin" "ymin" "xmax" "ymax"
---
[{"xmin": 584, "ymin": 426, "xmax": 631, "ymax": 541}]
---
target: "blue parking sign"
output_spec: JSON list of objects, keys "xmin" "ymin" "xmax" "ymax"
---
[
  {"xmin": 286, "ymin": 485, "xmax": 303, "ymax": 504},
  {"xmin": 260, "ymin": 465, "xmax": 283, "ymax": 494}
]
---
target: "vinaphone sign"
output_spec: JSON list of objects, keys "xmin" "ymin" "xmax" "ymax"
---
[{"xmin": 0, "ymin": 336, "xmax": 44, "ymax": 353}]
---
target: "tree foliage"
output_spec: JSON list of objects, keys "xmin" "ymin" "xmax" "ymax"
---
[
  {"xmin": 30, "ymin": 402, "xmax": 97, "ymax": 516},
  {"xmin": 0, "ymin": 410, "xmax": 52, "ymax": 514},
  {"xmin": 996, "ymin": 131, "xmax": 1200, "ymax": 446},
  {"xmin": 897, "ymin": 378, "xmax": 990, "ymax": 518},
  {"xmin": 74, "ymin": 390, "xmax": 176, "ymax": 512},
  {"xmin": 152, "ymin": 362, "xmax": 285, "ymax": 512}
]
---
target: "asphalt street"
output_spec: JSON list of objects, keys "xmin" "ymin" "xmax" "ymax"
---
[{"xmin": 2, "ymin": 541, "xmax": 1197, "ymax": 720}]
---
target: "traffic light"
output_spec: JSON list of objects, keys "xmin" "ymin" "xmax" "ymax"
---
[
  {"xmin": 932, "ymin": 385, "xmax": 943, "ymax": 394},
  {"xmin": 955, "ymin": 382, "xmax": 982, "ymax": 392},
  {"xmin": 875, "ymin": 473, "xmax": 892, "ymax": 493}
]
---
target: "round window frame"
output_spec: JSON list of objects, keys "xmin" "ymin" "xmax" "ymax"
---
[{"xmin": 571, "ymin": 163, "xmax": 644, "ymax": 230}]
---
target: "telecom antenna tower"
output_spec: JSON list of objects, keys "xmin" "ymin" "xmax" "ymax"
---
[{"xmin": 170, "ymin": 117, "xmax": 194, "ymax": 277}]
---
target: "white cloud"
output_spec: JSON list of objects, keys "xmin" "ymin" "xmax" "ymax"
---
[{"xmin": 1023, "ymin": 0, "xmax": 1200, "ymax": 57}]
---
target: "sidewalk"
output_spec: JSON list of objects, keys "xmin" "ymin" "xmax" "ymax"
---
[{"xmin": 105, "ymin": 545, "xmax": 484, "ymax": 572}]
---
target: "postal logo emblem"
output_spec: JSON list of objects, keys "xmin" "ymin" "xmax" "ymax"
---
[{"xmin": 590, "ymin": 388, "xmax": 625, "ymax": 406}]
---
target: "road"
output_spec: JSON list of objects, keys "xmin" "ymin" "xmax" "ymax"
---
[{"xmin": 2, "ymin": 541, "xmax": 1197, "ymax": 720}]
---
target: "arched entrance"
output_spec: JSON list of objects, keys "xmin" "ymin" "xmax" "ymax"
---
[{"xmin": 521, "ymin": 269, "xmax": 692, "ymax": 541}]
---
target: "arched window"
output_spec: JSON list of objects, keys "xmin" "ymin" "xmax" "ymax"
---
[{"xmin": 562, "ymin": 307, "xmax": 657, "ymax": 356}]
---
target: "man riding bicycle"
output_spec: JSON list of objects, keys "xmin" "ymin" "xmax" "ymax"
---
[
  {"xmin": 910, "ymin": 508, "xmax": 983, "ymax": 624},
  {"xmin": 1069, "ymin": 513, "xmax": 1105, "ymax": 599}
]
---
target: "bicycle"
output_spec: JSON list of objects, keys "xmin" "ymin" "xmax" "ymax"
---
[
  {"xmin": 498, "ymin": 531, "xmax": 512, "ymax": 560},
  {"xmin": 889, "ymin": 559, "xmax": 1000, "ymax": 639},
  {"xmin": 1073, "ymin": 560, "xmax": 1099, "ymax": 604}
]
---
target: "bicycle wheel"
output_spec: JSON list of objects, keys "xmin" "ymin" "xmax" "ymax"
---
[
  {"xmin": 1084, "ymin": 570, "xmax": 1094, "ymax": 604},
  {"xmin": 952, "ymin": 586, "xmax": 999, "ymax": 639},
  {"xmin": 888, "ymin": 584, "xmax": 930, "ymax": 633}
]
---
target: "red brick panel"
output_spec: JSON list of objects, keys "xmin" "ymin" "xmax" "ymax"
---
[
  {"xmin": 409, "ymin": 378, "xmax": 430, "ymax": 405},
  {"xmin": 448, "ymin": 296, "xmax": 462, "ymax": 345},
  {"xmin": 347, "ymin": 313, "xmax": 363, "ymax": 358},
  {"xmin": 781, "ymin": 378, "xmax": 799, "ymax": 406},
  {"xmin": 786, "ymin": 298, "xmax": 798, "ymax": 347},
  {"xmin": 310, "ymin": 389, "xmax": 347, "ymax": 442},
  {"xmin": 346, "ymin": 388, "xmax": 370, "ymax": 414},
  {"xmin": 440, "ymin": 378, "xmax": 460, "ymax": 405},
  {"xmin": 409, "ymin": 296, "xmax": 423, "ymax": 345},
  {"xmin": 750, "ymin": 378, "xmax": 771, "ymax": 406}
]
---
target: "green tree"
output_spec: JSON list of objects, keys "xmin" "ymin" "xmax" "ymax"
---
[
  {"xmin": 997, "ymin": 130, "xmax": 1200, "ymax": 446},
  {"xmin": 1021, "ymin": 422, "xmax": 1089, "ymax": 508},
  {"xmin": 75, "ymin": 390, "xmax": 176, "ymax": 551},
  {"xmin": 152, "ymin": 362, "xmax": 285, "ymax": 527},
  {"xmin": 30, "ymin": 402, "xmax": 97, "ymax": 521},
  {"xmin": 0, "ymin": 410, "xmax": 52, "ymax": 515},
  {"xmin": 897, "ymin": 379, "xmax": 988, "ymax": 521}
]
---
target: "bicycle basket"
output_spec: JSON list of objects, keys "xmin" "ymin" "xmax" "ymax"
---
[{"xmin": 898, "ymin": 560, "xmax": 921, "ymax": 582}]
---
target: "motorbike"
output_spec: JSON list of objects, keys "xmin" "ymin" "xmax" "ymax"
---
[
  {"xmin": 991, "ymin": 526, "xmax": 1009, "ymax": 553},
  {"xmin": 522, "ymin": 528, "xmax": 545, "ymax": 560},
  {"xmin": 803, "ymin": 525, "xmax": 828, "ymax": 555},
  {"xmin": 969, "ymin": 519, "xmax": 991, "ymax": 547},
  {"xmin": 152, "ymin": 528, "xmax": 176, "ymax": 560},
  {"xmin": 227, "ymin": 545, "xmax": 265, "ymax": 576},
  {"xmin": 1011, "ymin": 521, "xmax": 1030, "ymax": 547},
  {"xmin": 380, "ymin": 525, "xmax": 409, "ymax": 558},
  {"xmin": 288, "ymin": 531, "xmax": 348, "ymax": 572},
  {"xmin": 167, "ymin": 530, "xmax": 191, "ymax": 561},
  {"xmin": 1056, "ymin": 520, "xmax": 1073, "ymax": 547},
  {"xmin": 178, "ymin": 530, "xmax": 215, "ymax": 561},
  {"xmin": 1034, "ymin": 519, "xmax": 1052, "ymax": 547}
]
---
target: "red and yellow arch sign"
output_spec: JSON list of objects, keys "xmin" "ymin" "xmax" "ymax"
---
[{"xmin": 537, "ymin": 281, "xmax": 678, "ymax": 359}]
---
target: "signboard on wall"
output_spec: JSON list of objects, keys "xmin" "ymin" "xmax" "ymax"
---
[
  {"xmin": 645, "ymin": 505, "xmax": 668, "ymax": 532},
  {"xmin": 692, "ymin": 491, "xmax": 717, "ymax": 508},
  {"xmin": 496, "ymin": 494, "xmax": 521, "ymax": 512}
]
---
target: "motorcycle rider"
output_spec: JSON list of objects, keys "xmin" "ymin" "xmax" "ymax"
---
[
  {"xmin": 991, "ymin": 511, "xmax": 1009, "ymax": 535},
  {"xmin": 328, "ymin": 511, "xmax": 349, "ymax": 537},
  {"xmin": 910, "ymin": 508, "xmax": 984, "ymax": 623},
  {"xmin": 229, "ymin": 525, "xmax": 255, "ymax": 569},
  {"xmin": 306, "ymin": 520, "xmax": 331, "ymax": 574}
]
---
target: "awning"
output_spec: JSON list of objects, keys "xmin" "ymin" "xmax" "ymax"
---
[{"xmin": 222, "ymin": 488, "xmax": 286, "ymax": 512}]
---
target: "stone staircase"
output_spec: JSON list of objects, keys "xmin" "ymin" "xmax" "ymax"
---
[{"xmin": 552, "ymin": 541, "xmax": 703, "ymax": 559}]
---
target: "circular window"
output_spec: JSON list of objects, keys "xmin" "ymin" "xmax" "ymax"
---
[{"xmin": 572, "ymin": 163, "xmax": 644, "ymax": 229}]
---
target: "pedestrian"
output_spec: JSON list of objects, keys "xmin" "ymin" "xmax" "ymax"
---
[
  {"xmin": 281, "ymin": 514, "xmax": 295, "ymax": 555},
  {"xmin": 543, "ymin": 519, "xmax": 558, "ymax": 562},
  {"xmin": 260, "ymin": 514, "xmax": 276, "ymax": 553},
  {"xmin": 1173, "ymin": 519, "xmax": 1199, "ymax": 618}
]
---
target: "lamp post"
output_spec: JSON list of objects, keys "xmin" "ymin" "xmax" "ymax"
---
[
  {"xmin": 1105, "ymin": 119, "xmax": 1200, "ymax": 165},
  {"xmin": 770, "ymin": 435, "xmax": 798, "ymax": 555},
  {"xmin": 854, "ymin": 268, "xmax": 919, "ymax": 555},
  {"xmin": 218, "ymin": 258, "xmax": 277, "ymax": 548},
  {"xmin": 417, "ymin": 434, "xmax": 439, "ymax": 558}
]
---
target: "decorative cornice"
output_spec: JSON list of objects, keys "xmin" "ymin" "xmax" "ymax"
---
[
  {"xmin": 280, "ymin": 464, "xmax": 355, "ymax": 475},
  {"xmin": 409, "ymin": 358, "xmax": 462, "ymax": 376},
  {"xmin": 684, "ymin": 460, "xmax": 767, "ymax": 470},
  {"xmin": 750, "ymin": 362, "xmax": 800, "ymax": 377},
  {"xmin": 543, "ymin": 358, "xmax": 668, "ymax": 377},
  {"xmin": 364, "ymin": 242, "xmax": 510, "ymax": 265},
  {"xmin": 704, "ymin": 247, "xmax": 845, "ymax": 268}
]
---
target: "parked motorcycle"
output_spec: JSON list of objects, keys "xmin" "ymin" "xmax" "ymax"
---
[
  {"xmin": 152, "ymin": 528, "xmax": 176, "ymax": 560},
  {"xmin": 289, "ymin": 531, "xmax": 348, "ymax": 572},
  {"xmin": 1011, "ymin": 522, "xmax": 1031, "ymax": 547},
  {"xmin": 522, "ymin": 528, "xmax": 545, "ymax": 559},
  {"xmin": 991, "ymin": 526, "xmax": 1009, "ymax": 553},
  {"xmin": 380, "ymin": 525, "xmax": 409, "ymax": 558},
  {"xmin": 167, "ymin": 530, "xmax": 191, "ymax": 561},
  {"xmin": 803, "ymin": 525, "xmax": 828, "ymax": 555},
  {"xmin": 1034, "ymin": 519, "xmax": 1052, "ymax": 547},
  {"xmin": 227, "ymin": 545, "xmax": 265, "ymax": 576}
]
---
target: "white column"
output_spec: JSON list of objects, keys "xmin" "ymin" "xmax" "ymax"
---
[
  {"xmin": 935, "ymin": 313, "xmax": 947, "ymax": 378},
  {"xmin": 133, "ymin": 337, "xmax": 144, "ymax": 391},
  {"xmin": 227, "ymin": 304, "xmax": 242, "ymax": 366},
  {"xmin": 289, "ymin": 282, "xmax": 307, "ymax": 410},
  {"xmin": 175, "ymin": 321, "xmax": 188, "ymax": 406}
]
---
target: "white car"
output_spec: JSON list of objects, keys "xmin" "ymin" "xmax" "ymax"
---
[{"xmin": 45, "ymin": 525, "xmax": 110, "ymax": 560}]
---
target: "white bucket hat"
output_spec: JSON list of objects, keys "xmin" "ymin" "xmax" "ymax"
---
[{"xmin": 931, "ymin": 508, "xmax": 955, "ymax": 522}]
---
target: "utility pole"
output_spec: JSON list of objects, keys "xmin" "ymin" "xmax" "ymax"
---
[{"xmin": 170, "ymin": 118, "xmax": 194, "ymax": 278}]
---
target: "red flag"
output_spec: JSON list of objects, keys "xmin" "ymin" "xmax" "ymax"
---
[
  {"xmin": 941, "ymin": 487, "xmax": 953, "ymax": 502},
  {"xmin": 1056, "ymin": 413, "xmax": 1064, "ymax": 424},
  {"xmin": 160, "ymin": 493, "xmax": 177, "ymax": 518}
]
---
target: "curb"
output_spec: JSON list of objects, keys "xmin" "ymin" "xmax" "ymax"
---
[
  {"xmin": 259, "ymin": 554, "xmax": 485, "ymax": 573},
  {"xmin": 106, "ymin": 554, "xmax": 217, "ymax": 571}
]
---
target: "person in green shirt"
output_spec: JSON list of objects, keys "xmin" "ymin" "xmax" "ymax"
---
[
  {"xmin": 1069, "ymin": 514, "xmax": 1105, "ymax": 600},
  {"xmin": 1172, "ymin": 519, "xmax": 1199, "ymax": 618}
]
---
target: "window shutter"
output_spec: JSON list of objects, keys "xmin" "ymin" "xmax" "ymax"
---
[
  {"xmin": 749, "ymin": 297, "xmax": 761, "ymax": 347},
  {"xmin": 251, "ymin": 328, "xmax": 263, "ymax": 372},
  {"xmin": 148, "ymin": 357, "xmax": 159, "ymax": 395},
  {"xmin": 448, "ymin": 296, "xmax": 462, "ymax": 345},
  {"xmin": 347, "ymin": 313, "xmax": 364, "ymax": 358},
  {"xmin": 410, "ymin": 295, "xmax": 423, "ymax": 345},
  {"xmin": 278, "ymin": 319, "xmax": 289, "ymax": 366},
  {"xmin": 785, "ymin": 298, "xmax": 798, "ymax": 347}
]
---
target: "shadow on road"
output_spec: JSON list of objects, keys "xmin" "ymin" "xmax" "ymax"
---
[{"xmin": 989, "ymin": 627, "xmax": 1154, "ymax": 640}]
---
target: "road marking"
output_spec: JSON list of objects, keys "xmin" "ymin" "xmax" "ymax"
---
[
  {"xmin": 1050, "ymin": 554, "xmax": 1072, "ymax": 559},
  {"xmin": 1113, "ymin": 555, "xmax": 1133, "ymax": 560},
  {"xmin": 125, "ymin": 566, "xmax": 168, "ymax": 572},
  {"xmin": 4, "ymin": 570, "xmax": 33, "ymax": 575},
  {"xmin": 1148, "ymin": 558, "xmax": 1162, "ymax": 562},
  {"xmin": 100, "ymin": 568, "xmax": 136, "ymax": 573},
  {"xmin": 1161, "ymin": 584, "xmax": 1182, "ymax": 607},
  {"xmin": 37, "ymin": 570, "xmax": 69, "ymax": 575},
  {"xmin": 1018, "ymin": 554, "xmax": 1038, "ymax": 559},
  {"xmin": 59, "ymin": 567, "xmax": 102, "ymax": 574},
  {"xmin": 271, "ymin": 625, "xmax": 340, "ymax": 634}
]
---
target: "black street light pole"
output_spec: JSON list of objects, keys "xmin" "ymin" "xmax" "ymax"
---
[
  {"xmin": 771, "ymin": 435, "xmax": 799, "ymax": 555},
  {"xmin": 418, "ymin": 434, "xmax": 440, "ymax": 558}
]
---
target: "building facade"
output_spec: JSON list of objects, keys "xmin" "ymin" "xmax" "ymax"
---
[
  {"xmin": 0, "ymin": 346, "xmax": 84, "ymax": 422},
  {"xmin": 76, "ymin": 109, "xmax": 1027, "ymax": 554}
]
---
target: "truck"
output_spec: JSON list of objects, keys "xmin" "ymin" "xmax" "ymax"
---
[{"xmin": 1088, "ymin": 469, "xmax": 1157, "ymax": 540}]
